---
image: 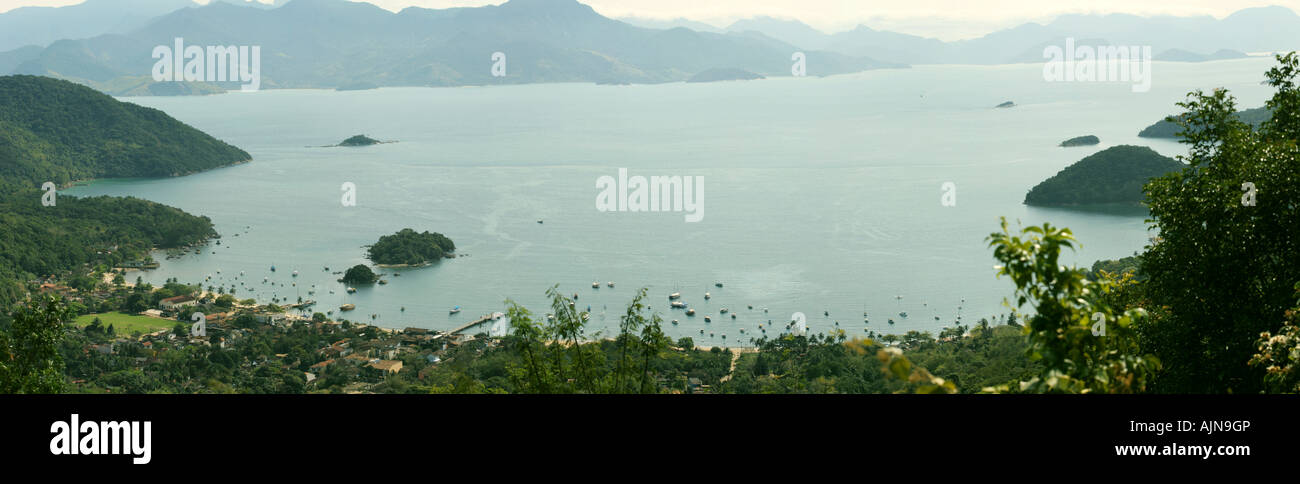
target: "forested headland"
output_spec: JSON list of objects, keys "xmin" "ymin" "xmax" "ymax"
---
[
  {"xmin": 1024, "ymin": 145, "xmax": 1184, "ymax": 206},
  {"xmin": 0, "ymin": 75, "xmax": 246, "ymax": 310},
  {"xmin": 0, "ymin": 75, "xmax": 250, "ymax": 185}
]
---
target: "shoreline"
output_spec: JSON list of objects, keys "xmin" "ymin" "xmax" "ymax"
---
[{"xmin": 56, "ymin": 158, "xmax": 253, "ymax": 190}]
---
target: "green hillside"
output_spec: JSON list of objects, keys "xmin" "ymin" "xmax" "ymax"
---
[
  {"xmin": 0, "ymin": 75, "xmax": 250, "ymax": 186},
  {"xmin": 1024, "ymin": 145, "xmax": 1184, "ymax": 206},
  {"xmin": 0, "ymin": 75, "xmax": 243, "ymax": 308}
]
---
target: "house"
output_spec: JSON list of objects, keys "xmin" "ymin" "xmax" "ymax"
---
[
  {"xmin": 344, "ymin": 353, "xmax": 374, "ymax": 364},
  {"xmin": 309, "ymin": 359, "xmax": 335, "ymax": 371},
  {"xmin": 368, "ymin": 360, "xmax": 403, "ymax": 374},
  {"xmin": 39, "ymin": 283, "xmax": 71, "ymax": 295},
  {"xmin": 159, "ymin": 295, "xmax": 197, "ymax": 310},
  {"xmin": 318, "ymin": 345, "xmax": 342, "ymax": 358}
]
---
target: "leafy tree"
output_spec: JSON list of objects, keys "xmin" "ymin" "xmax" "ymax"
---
[
  {"xmin": 637, "ymin": 309, "xmax": 670, "ymax": 393},
  {"xmin": 877, "ymin": 345, "xmax": 957, "ymax": 394},
  {"xmin": 503, "ymin": 300, "xmax": 552, "ymax": 393},
  {"xmin": 614, "ymin": 288, "xmax": 650, "ymax": 393},
  {"xmin": 1141, "ymin": 53, "xmax": 1300, "ymax": 393},
  {"xmin": 0, "ymin": 295, "xmax": 73, "ymax": 393},
  {"xmin": 988, "ymin": 218, "xmax": 1158, "ymax": 393},
  {"xmin": 543, "ymin": 285, "xmax": 597, "ymax": 392}
]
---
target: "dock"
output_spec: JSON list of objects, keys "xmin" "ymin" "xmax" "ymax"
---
[{"xmin": 444, "ymin": 314, "xmax": 497, "ymax": 337}]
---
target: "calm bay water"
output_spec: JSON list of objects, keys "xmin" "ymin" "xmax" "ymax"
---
[{"xmin": 64, "ymin": 58, "xmax": 1277, "ymax": 345}]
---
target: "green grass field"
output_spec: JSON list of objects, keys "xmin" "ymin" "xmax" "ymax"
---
[{"xmin": 74, "ymin": 312, "xmax": 177, "ymax": 335}]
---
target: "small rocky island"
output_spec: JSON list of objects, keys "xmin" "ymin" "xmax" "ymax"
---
[
  {"xmin": 367, "ymin": 228, "xmax": 456, "ymax": 267},
  {"xmin": 337, "ymin": 134, "xmax": 383, "ymax": 147},
  {"xmin": 995, "ymin": 101, "xmax": 1016, "ymax": 108},
  {"xmin": 340, "ymin": 264, "xmax": 379, "ymax": 284},
  {"xmin": 687, "ymin": 68, "xmax": 765, "ymax": 83},
  {"xmin": 1059, "ymin": 135, "xmax": 1100, "ymax": 147}
]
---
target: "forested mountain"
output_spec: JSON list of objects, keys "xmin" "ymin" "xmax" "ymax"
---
[
  {"xmin": 0, "ymin": 75, "xmax": 249, "ymax": 185},
  {"xmin": 0, "ymin": 74, "xmax": 243, "ymax": 308},
  {"xmin": 1024, "ymin": 145, "xmax": 1184, "ymax": 206}
]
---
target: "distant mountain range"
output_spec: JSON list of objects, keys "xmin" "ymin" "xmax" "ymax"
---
[
  {"xmin": 684, "ymin": 7, "xmax": 1300, "ymax": 65},
  {"xmin": 0, "ymin": 0, "xmax": 895, "ymax": 95},
  {"xmin": 3, "ymin": 0, "xmax": 1298, "ymax": 96},
  {"xmin": 0, "ymin": 0, "xmax": 195, "ymax": 53}
]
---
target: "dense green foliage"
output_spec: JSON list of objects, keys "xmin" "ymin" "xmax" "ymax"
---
[
  {"xmin": 0, "ymin": 189, "xmax": 215, "ymax": 308},
  {"xmin": 1138, "ymin": 106, "xmax": 1271, "ymax": 138},
  {"xmin": 988, "ymin": 219, "xmax": 1158, "ymax": 393},
  {"xmin": 0, "ymin": 74, "xmax": 237, "ymax": 310},
  {"xmin": 340, "ymin": 264, "xmax": 379, "ymax": 284},
  {"xmin": 0, "ymin": 75, "xmax": 250, "ymax": 186},
  {"xmin": 1249, "ymin": 282, "xmax": 1300, "ymax": 393},
  {"xmin": 1140, "ymin": 53, "xmax": 1300, "ymax": 393},
  {"xmin": 1024, "ymin": 145, "xmax": 1183, "ymax": 206},
  {"xmin": 1059, "ymin": 135, "xmax": 1100, "ymax": 147},
  {"xmin": 366, "ymin": 228, "xmax": 455, "ymax": 265},
  {"xmin": 1088, "ymin": 255, "xmax": 1145, "ymax": 281},
  {"xmin": 0, "ymin": 295, "xmax": 72, "ymax": 393}
]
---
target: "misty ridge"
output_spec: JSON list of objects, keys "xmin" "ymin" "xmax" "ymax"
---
[{"xmin": 0, "ymin": 0, "xmax": 1297, "ymax": 95}]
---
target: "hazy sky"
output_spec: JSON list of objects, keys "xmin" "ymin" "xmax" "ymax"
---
[{"xmin": 2, "ymin": 0, "xmax": 1298, "ymax": 40}]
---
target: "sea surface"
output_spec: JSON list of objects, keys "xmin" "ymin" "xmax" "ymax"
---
[{"xmin": 64, "ymin": 57, "xmax": 1278, "ymax": 345}]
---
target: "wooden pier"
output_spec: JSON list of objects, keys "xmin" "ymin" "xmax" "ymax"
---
[{"xmin": 444, "ymin": 314, "xmax": 497, "ymax": 336}]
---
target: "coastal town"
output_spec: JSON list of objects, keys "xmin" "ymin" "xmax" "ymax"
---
[
  {"xmin": 34, "ymin": 264, "xmax": 522, "ymax": 394},
  {"xmin": 31, "ymin": 262, "xmax": 754, "ymax": 394}
]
